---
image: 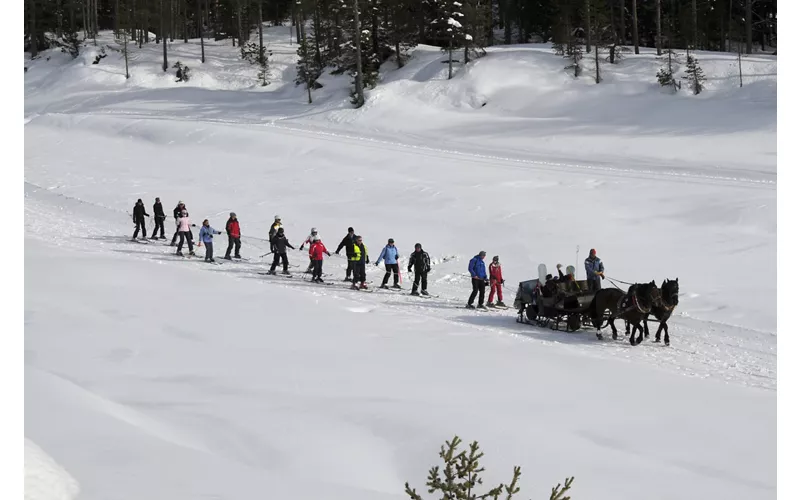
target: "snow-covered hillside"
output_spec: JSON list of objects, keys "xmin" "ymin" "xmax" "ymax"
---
[{"xmin": 25, "ymin": 28, "xmax": 776, "ymax": 500}]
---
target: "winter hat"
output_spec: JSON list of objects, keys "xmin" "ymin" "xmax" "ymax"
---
[
  {"xmin": 274, "ymin": 215, "xmax": 281, "ymax": 220},
  {"xmin": 230, "ymin": 212, "xmax": 236, "ymax": 217},
  {"xmin": 415, "ymin": 243, "xmax": 422, "ymax": 249},
  {"xmin": 155, "ymin": 197, "xmax": 160, "ymax": 202},
  {"xmin": 137, "ymin": 198, "xmax": 143, "ymax": 203},
  {"xmin": 348, "ymin": 227, "xmax": 355, "ymax": 233},
  {"xmin": 388, "ymin": 238, "xmax": 395, "ymax": 244},
  {"xmin": 178, "ymin": 201, "xmax": 184, "ymax": 205},
  {"xmin": 277, "ymin": 227, "xmax": 284, "ymax": 233},
  {"xmin": 590, "ymin": 248, "xmax": 597, "ymax": 255},
  {"xmin": 311, "ymin": 227, "xmax": 318, "ymax": 233}
]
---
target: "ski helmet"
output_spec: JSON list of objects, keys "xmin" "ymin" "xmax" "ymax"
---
[
  {"xmin": 230, "ymin": 212, "xmax": 236, "ymax": 217},
  {"xmin": 415, "ymin": 243, "xmax": 422, "ymax": 249},
  {"xmin": 274, "ymin": 215, "xmax": 281, "ymax": 220},
  {"xmin": 388, "ymin": 238, "xmax": 394, "ymax": 244},
  {"xmin": 311, "ymin": 227, "xmax": 317, "ymax": 234}
]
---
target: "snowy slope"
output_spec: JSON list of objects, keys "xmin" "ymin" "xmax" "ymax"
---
[{"xmin": 25, "ymin": 28, "xmax": 775, "ymax": 500}]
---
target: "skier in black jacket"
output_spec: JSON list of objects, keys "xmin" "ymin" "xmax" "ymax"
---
[
  {"xmin": 170, "ymin": 201, "xmax": 187, "ymax": 246},
  {"xmin": 150, "ymin": 197, "xmax": 166, "ymax": 239},
  {"xmin": 335, "ymin": 227, "xmax": 356, "ymax": 281},
  {"xmin": 407, "ymin": 243, "xmax": 431, "ymax": 296},
  {"xmin": 131, "ymin": 199, "xmax": 150, "ymax": 240},
  {"xmin": 268, "ymin": 227, "xmax": 295, "ymax": 274}
]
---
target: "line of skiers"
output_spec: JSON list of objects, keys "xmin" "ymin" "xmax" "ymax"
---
[{"xmin": 131, "ymin": 198, "xmax": 604, "ymax": 302}]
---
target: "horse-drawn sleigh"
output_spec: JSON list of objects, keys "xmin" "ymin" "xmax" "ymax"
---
[{"xmin": 513, "ymin": 265, "xmax": 680, "ymax": 346}]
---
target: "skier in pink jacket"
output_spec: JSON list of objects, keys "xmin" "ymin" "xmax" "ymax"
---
[{"xmin": 176, "ymin": 210, "xmax": 197, "ymax": 257}]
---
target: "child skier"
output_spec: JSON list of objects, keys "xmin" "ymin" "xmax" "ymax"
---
[
  {"xmin": 268, "ymin": 227, "xmax": 294, "ymax": 274},
  {"xmin": 375, "ymin": 238, "xmax": 401, "ymax": 289},
  {"xmin": 268, "ymin": 215, "xmax": 282, "ymax": 253},
  {"xmin": 487, "ymin": 255, "xmax": 506, "ymax": 308},
  {"xmin": 308, "ymin": 236, "xmax": 331, "ymax": 283},
  {"xmin": 299, "ymin": 227, "xmax": 320, "ymax": 273},
  {"xmin": 175, "ymin": 210, "xmax": 196, "ymax": 257},
  {"xmin": 350, "ymin": 235, "xmax": 369, "ymax": 289},
  {"xmin": 198, "ymin": 219, "xmax": 222, "ymax": 262}
]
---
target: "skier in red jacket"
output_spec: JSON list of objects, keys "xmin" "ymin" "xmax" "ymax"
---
[
  {"xmin": 487, "ymin": 255, "xmax": 506, "ymax": 308},
  {"xmin": 308, "ymin": 236, "xmax": 331, "ymax": 283},
  {"xmin": 224, "ymin": 212, "xmax": 241, "ymax": 260}
]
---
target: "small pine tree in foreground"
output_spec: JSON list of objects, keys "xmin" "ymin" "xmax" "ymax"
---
[
  {"xmin": 682, "ymin": 54, "xmax": 706, "ymax": 95},
  {"xmin": 404, "ymin": 435, "xmax": 575, "ymax": 500},
  {"xmin": 656, "ymin": 49, "xmax": 681, "ymax": 92}
]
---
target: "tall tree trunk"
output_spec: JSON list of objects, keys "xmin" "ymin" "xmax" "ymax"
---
[
  {"xmin": 196, "ymin": 0, "xmax": 202, "ymax": 37},
  {"xmin": 632, "ymin": 0, "xmax": 639, "ymax": 54},
  {"xmin": 745, "ymin": 0, "xmax": 752, "ymax": 54},
  {"xmin": 237, "ymin": 2, "xmax": 243, "ymax": 47},
  {"xmin": 161, "ymin": 0, "xmax": 168, "ymax": 71},
  {"xmin": 618, "ymin": 0, "xmax": 625, "ymax": 45},
  {"xmin": 124, "ymin": 28, "xmax": 130, "ymax": 78},
  {"xmin": 115, "ymin": 0, "xmax": 120, "ymax": 35},
  {"xmin": 299, "ymin": 5, "xmax": 312, "ymax": 103},
  {"xmin": 585, "ymin": 0, "xmax": 591, "ymax": 53},
  {"xmin": 594, "ymin": 31, "xmax": 600, "ymax": 83},
  {"xmin": 29, "ymin": 0, "xmax": 38, "ymax": 57},
  {"xmin": 258, "ymin": 1, "xmax": 264, "ymax": 66},
  {"xmin": 486, "ymin": 0, "xmax": 493, "ymax": 46},
  {"xmin": 92, "ymin": 0, "xmax": 98, "ymax": 45},
  {"xmin": 183, "ymin": 0, "xmax": 188, "ymax": 42},
  {"xmin": 691, "ymin": 0, "xmax": 697, "ymax": 49},
  {"xmin": 656, "ymin": 0, "xmax": 662, "ymax": 55},
  {"xmin": 352, "ymin": 0, "xmax": 365, "ymax": 107},
  {"xmin": 294, "ymin": 4, "xmax": 301, "ymax": 47},
  {"xmin": 313, "ymin": 1, "xmax": 323, "ymax": 68}
]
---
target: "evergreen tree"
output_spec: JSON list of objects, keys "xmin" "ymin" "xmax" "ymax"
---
[
  {"xmin": 682, "ymin": 53, "xmax": 705, "ymax": 95},
  {"xmin": 656, "ymin": 49, "xmax": 680, "ymax": 92},
  {"xmin": 385, "ymin": 0, "xmax": 419, "ymax": 68},
  {"xmin": 431, "ymin": 0, "xmax": 467, "ymax": 79}
]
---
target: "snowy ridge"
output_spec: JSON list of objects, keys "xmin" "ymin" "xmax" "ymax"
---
[{"xmin": 24, "ymin": 439, "xmax": 80, "ymax": 500}]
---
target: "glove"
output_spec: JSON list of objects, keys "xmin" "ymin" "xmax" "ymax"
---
[
  {"xmin": 502, "ymin": 279, "xmax": 505, "ymax": 285},
  {"xmin": 374, "ymin": 262, "xmax": 379, "ymax": 267},
  {"xmin": 326, "ymin": 252, "xmax": 331, "ymax": 256},
  {"xmin": 300, "ymin": 246, "xmax": 304, "ymax": 251},
  {"xmin": 556, "ymin": 263, "xmax": 562, "ymax": 269},
  {"xmin": 366, "ymin": 258, "xmax": 370, "ymax": 264},
  {"xmin": 408, "ymin": 268, "xmax": 412, "ymax": 273},
  {"xmin": 484, "ymin": 279, "xmax": 490, "ymax": 286}
]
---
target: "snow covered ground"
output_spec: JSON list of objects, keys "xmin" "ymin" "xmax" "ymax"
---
[{"xmin": 25, "ymin": 29, "xmax": 776, "ymax": 499}]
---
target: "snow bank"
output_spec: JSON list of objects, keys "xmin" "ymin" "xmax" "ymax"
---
[{"xmin": 24, "ymin": 439, "xmax": 80, "ymax": 500}]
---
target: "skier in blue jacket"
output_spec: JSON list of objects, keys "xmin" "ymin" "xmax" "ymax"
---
[
  {"xmin": 466, "ymin": 251, "xmax": 488, "ymax": 310},
  {"xmin": 198, "ymin": 219, "xmax": 222, "ymax": 263},
  {"xmin": 376, "ymin": 238, "xmax": 401, "ymax": 289},
  {"xmin": 584, "ymin": 248, "xmax": 605, "ymax": 291}
]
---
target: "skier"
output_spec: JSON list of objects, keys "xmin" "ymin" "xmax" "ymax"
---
[
  {"xmin": 150, "ymin": 197, "xmax": 166, "ymax": 239},
  {"xmin": 335, "ymin": 227, "xmax": 357, "ymax": 281},
  {"xmin": 308, "ymin": 236, "xmax": 331, "ymax": 283},
  {"xmin": 170, "ymin": 201, "xmax": 188, "ymax": 246},
  {"xmin": 268, "ymin": 227, "xmax": 294, "ymax": 274},
  {"xmin": 198, "ymin": 219, "xmax": 222, "ymax": 262},
  {"xmin": 407, "ymin": 243, "xmax": 431, "ymax": 296},
  {"xmin": 299, "ymin": 227, "xmax": 320, "ymax": 272},
  {"xmin": 466, "ymin": 251, "xmax": 488, "ymax": 310},
  {"xmin": 487, "ymin": 255, "xmax": 506, "ymax": 308},
  {"xmin": 375, "ymin": 238, "xmax": 401, "ymax": 289},
  {"xmin": 268, "ymin": 215, "xmax": 282, "ymax": 252},
  {"xmin": 224, "ymin": 212, "xmax": 241, "ymax": 260},
  {"xmin": 350, "ymin": 235, "xmax": 369, "ymax": 289},
  {"xmin": 175, "ymin": 210, "xmax": 196, "ymax": 257},
  {"xmin": 131, "ymin": 198, "xmax": 150, "ymax": 240},
  {"xmin": 584, "ymin": 248, "xmax": 605, "ymax": 292}
]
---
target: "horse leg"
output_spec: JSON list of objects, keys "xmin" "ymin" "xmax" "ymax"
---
[
  {"xmin": 644, "ymin": 314, "xmax": 650, "ymax": 338},
  {"xmin": 664, "ymin": 323, "xmax": 670, "ymax": 347},
  {"xmin": 654, "ymin": 323, "xmax": 663, "ymax": 343},
  {"xmin": 610, "ymin": 318, "xmax": 618, "ymax": 340},
  {"xmin": 635, "ymin": 321, "xmax": 644, "ymax": 345}
]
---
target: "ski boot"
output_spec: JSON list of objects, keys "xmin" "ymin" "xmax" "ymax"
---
[
  {"xmin": 223, "ymin": 255, "xmax": 232, "ymax": 260},
  {"xmin": 477, "ymin": 304, "xmax": 488, "ymax": 311},
  {"xmin": 392, "ymin": 284, "xmax": 402, "ymax": 289},
  {"xmin": 421, "ymin": 290, "xmax": 430, "ymax": 296},
  {"xmin": 359, "ymin": 282, "xmax": 368, "ymax": 289},
  {"xmin": 189, "ymin": 251, "xmax": 196, "ymax": 257},
  {"xmin": 466, "ymin": 304, "xmax": 476, "ymax": 309},
  {"xmin": 410, "ymin": 290, "xmax": 420, "ymax": 296},
  {"xmin": 486, "ymin": 302, "xmax": 496, "ymax": 308},
  {"xmin": 150, "ymin": 235, "xmax": 158, "ymax": 240},
  {"xmin": 351, "ymin": 284, "xmax": 359, "ymax": 290},
  {"xmin": 380, "ymin": 284, "xmax": 390, "ymax": 289},
  {"xmin": 176, "ymin": 251, "xmax": 184, "ymax": 257},
  {"xmin": 281, "ymin": 270, "xmax": 291, "ymax": 275},
  {"xmin": 496, "ymin": 301, "xmax": 507, "ymax": 308},
  {"xmin": 234, "ymin": 255, "xmax": 242, "ymax": 259},
  {"xmin": 267, "ymin": 270, "xmax": 277, "ymax": 275}
]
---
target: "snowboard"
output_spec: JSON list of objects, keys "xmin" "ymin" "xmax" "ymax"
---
[
  {"xmin": 538, "ymin": 264, "xmax": 548, "ymax": 285},
  {"xmin": 566, "ymin": 265, "xmax": 576, "ymax": 277}
]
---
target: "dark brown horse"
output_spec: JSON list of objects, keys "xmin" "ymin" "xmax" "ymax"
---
[
  {"xmin": 645, "ymin": 279, "xmax": 679, "ymax": 346},
  {"xmin": 588, "ymin": 281, "xmax": 660, "ymax": 345}
]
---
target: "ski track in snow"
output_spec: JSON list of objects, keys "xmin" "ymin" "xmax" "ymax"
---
[{"xmin": 24, "ymin": 181, "xmax": 776, "ymax": 391}]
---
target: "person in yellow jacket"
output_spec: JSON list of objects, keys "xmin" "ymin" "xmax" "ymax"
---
[
  {"xmin": 350, "ymin": 235, "xmax": 369, "ymax": 290},
  {"xmin": 268, "ymin": 215, "xmax": 282, "ymax": 252}
]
